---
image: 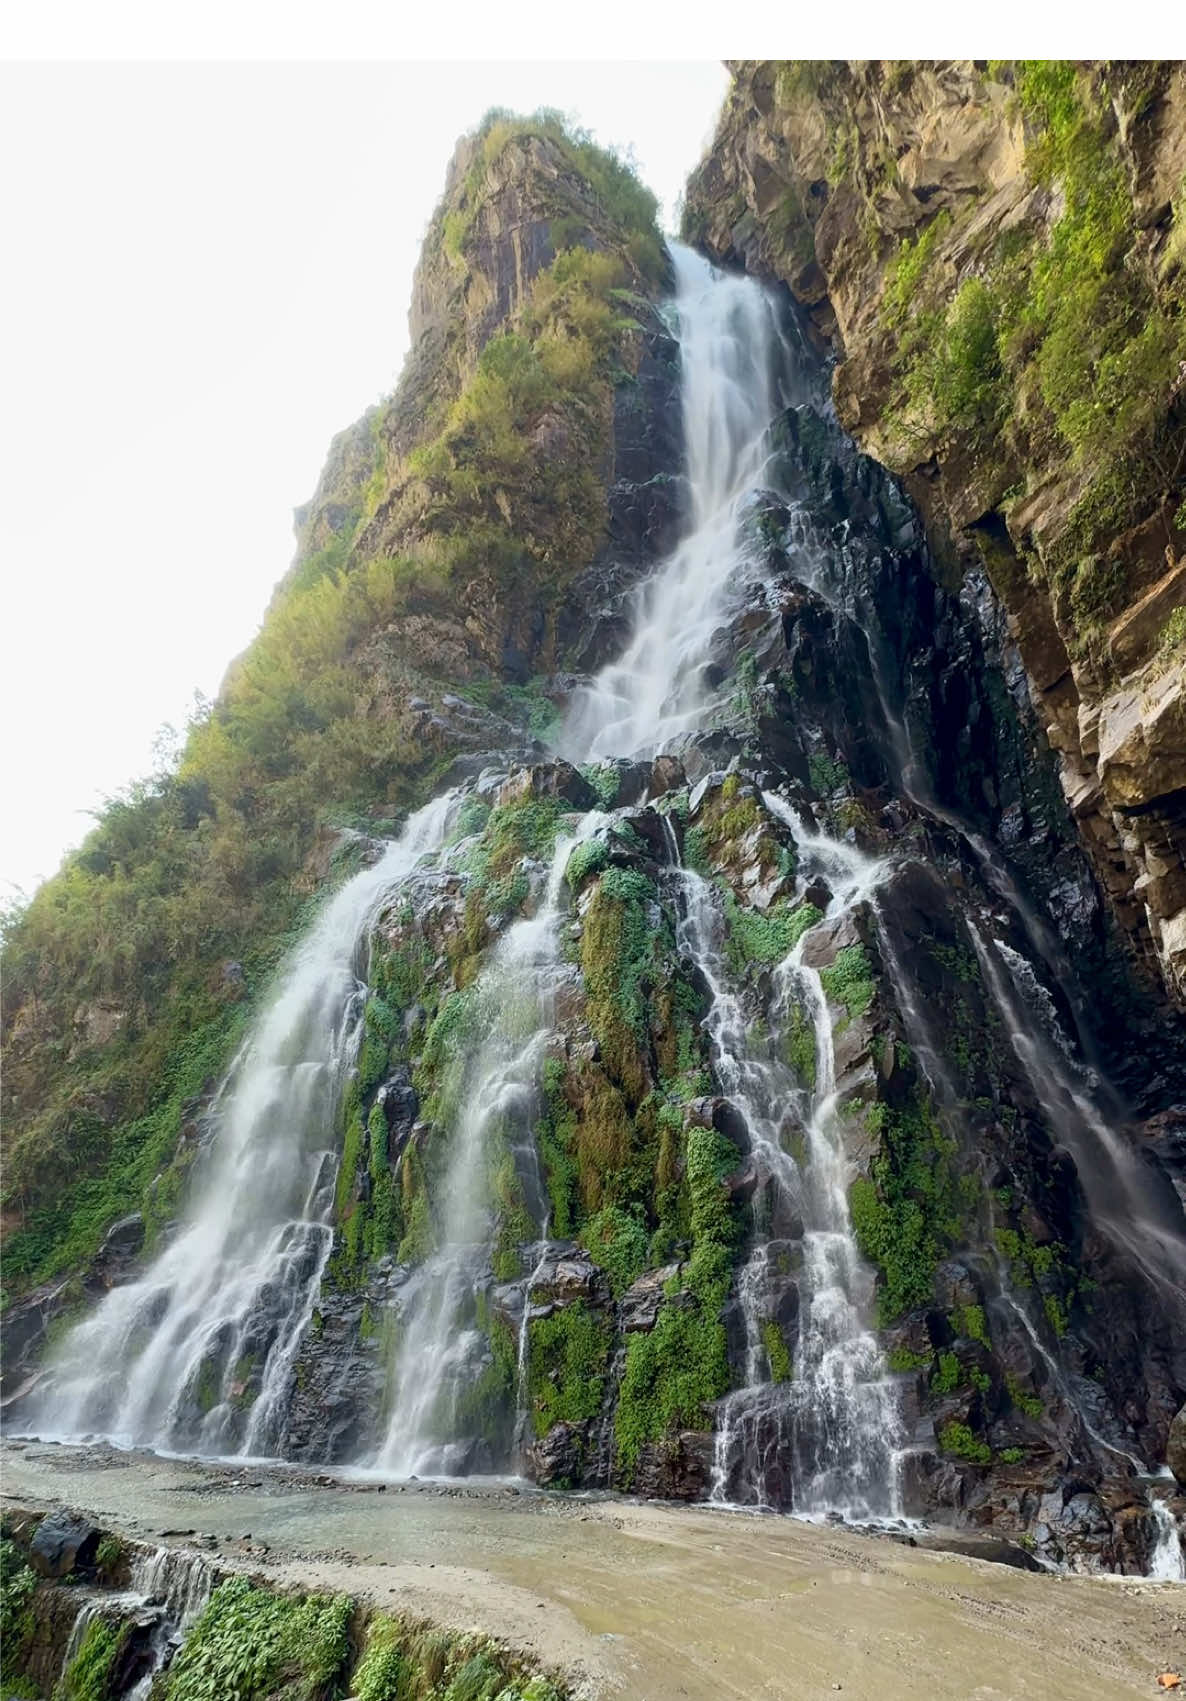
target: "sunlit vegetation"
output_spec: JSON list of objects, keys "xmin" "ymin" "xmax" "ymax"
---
[{"xmin": 0, "ymin": 110, "xmax": 665, "ymax": 1295}]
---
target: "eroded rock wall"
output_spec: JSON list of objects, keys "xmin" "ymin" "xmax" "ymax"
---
[{"xmin": 684, "ymin": 60, "xmax": 1186, "ymax": 1001}]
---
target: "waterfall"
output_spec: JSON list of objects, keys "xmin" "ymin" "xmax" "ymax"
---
[
  {"xmin": 560, "ymin": 244, "xmax": 788, "ymax": 763},
  {"xmin": 1150, "ymin": 1494, "xmax": 1186, "ymax": 1581},
  {"xmin": 374, "ymin": 820, "xmax": 596, "ymax": 1477},
  {"xmin": 29, "ymin": 793, "xmax": 457, "ymax": 1454},
  {"xmin": 58, "ymin": 1545, "xmax": 213, "ymax": 1700},
  {"xmin": 669, "ymin": 815, "xmax": 902, "ymax": 1518},
  {"xmin": 970, "ymin": 924, "xmax": 1186, "ymax": 1317}
]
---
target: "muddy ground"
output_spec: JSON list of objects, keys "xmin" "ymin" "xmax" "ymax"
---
[{"xmin": 2, "ymin": 1439, "xmax": 1181, "ymax": 1699}]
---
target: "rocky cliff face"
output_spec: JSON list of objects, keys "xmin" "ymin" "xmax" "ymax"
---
[
  {"xmin": 5, "ymin": 88, "xmax": 1186, "ymax": 1585},
  {"xmin": 684, "ymin": 60, "xmax": 1186, "ymax": 1002}
]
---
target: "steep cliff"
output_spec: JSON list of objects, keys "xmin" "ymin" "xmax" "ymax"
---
[
  {"xmin": 4, "ymin": 84, "xmax": 1186, "ymax": 1587},
  {"xmin": 684, "ymin": 59, "xmax": 1186, "ymax": 1001},
  {"xmin": 0, "ymin": 111, "xmax": 680, "ymax": 1305}
]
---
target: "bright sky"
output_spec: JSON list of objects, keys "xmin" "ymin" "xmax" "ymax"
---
[{"xmin": 0, "ymin": 61, "xmax": 729, "ymax": 900}]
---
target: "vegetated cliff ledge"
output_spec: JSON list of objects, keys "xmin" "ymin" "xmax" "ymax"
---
[
  {"xmin": 684, "ymin": 59, "xmax": 1186, "ymax": 1003},
  {"xmin": 0, "ymin": 112, "xmax": 682, "ymax": 1304}
]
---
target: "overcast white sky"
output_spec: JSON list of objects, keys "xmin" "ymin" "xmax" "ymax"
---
[{"xmin": 0, "ymin": 61, "xmax": 728, "ymax": 899}]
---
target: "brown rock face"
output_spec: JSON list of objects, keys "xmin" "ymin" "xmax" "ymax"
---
[
  {"xmin": 1170, "ymin": 1404, "xmax": 1186, "ymax": 1486},
  {"xmin": 685, "ymin": 60, "xmax": 1186, "ymax": 1001}
]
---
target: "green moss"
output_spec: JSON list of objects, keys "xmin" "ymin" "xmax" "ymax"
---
[
  {"xmin": 760, "ymin": 1319, "xmax": 792, "ymax": 1383},
  {"xmin": 783, "ymin": 1000, "xmax": 817, "ymax": 1088},
  {"xmin": 579, "ymin": 1204, "xmax": 648, "ymax": 1297},
  {"xmin": 564, "ymin": 836, "xmax": 608, "ymax": 890},
  {"xmin": 613, "ymin": 1124, "xmax": 740, "ymax": 1480},
  {"xmin": 579, "ymin": 868, "xmax": 654, "ymax": 1101},
  {"xmin": 57, "ymin": 1615, "xmax": 122, "ymax": 1701},
  {"xmin": 938, "ymin": 1421, "xmax": 991, "ymax": 1465},
  {"xmin": 579, "ymin": 764, "xmax": 621, "ymax": 809},
  {"xmin": 164, "ymin": 1576, "xmax": 352, "ymax": 1701},
  {"xmin": 491, "ymin": 1152, "xmax": 535, "ymax": 1282},
  {"xmin": 931, "ymin": 1350, "xmax": 962, "ymax": 1394},
  {"xmin": 886, "ymin": 1346, "xmax": 930, "ymax": 1372},
  {"xmin": 950, "ymin": 1303, "xmax": 988, "ymax": 1345},
  {"xmin": 527, "ymin": 1301, "xmax": 612, "ymax": 1437},
  {"xmin": 819, "ymin": 944, "xmax": 875, "ymax": 1023},
  {"xmin": 808, "ymin": 752, "xmax": 849, "ymax": 796},
  {"xmin": 848, "ymin": 1089, "xmax": 961, "ymax": 1321},
  {"xmin": 723, "ymin": 897, "xmax": 821, "ymax": 974}
]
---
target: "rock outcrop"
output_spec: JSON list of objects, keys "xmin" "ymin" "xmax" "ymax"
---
[{"xmin": 685, "ymin": 60, "xmax": 1186, "ymax": 1002}]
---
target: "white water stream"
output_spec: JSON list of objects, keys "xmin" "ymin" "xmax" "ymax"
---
[
  {"xmin": 560, "ymin": 244, "xmax": 788, "ymax": 763},
  {"xmin": 29, "ymin": 794, "xmax": 457, "ymax": 1453},
  {"xmin": 374, "ymin": 819, "xmax": 599, "ymax": 1476}
]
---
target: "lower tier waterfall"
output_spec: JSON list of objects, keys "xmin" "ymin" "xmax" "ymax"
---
[{"xmin": 19, "ymin": 236, "xmax": 1186, "ymax": 1578}]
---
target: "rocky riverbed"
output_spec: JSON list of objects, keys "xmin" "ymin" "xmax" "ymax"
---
[{"xmin": 2, "ymin": 1438, "xmax": 1182, "ymax": 1699}]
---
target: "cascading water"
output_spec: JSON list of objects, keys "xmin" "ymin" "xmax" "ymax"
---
[
  {"xmin": 58, "ymin": 1545, "xmax": 213, "ymax": 1701},
  {"xmin": 27, "ymin": 793, "xmax": 456, "ymax": 1454},
  {"xmin": 970, "ymin": 922, "xmax": 1186, "ymax": 1316},
  {"xmin": 374, "ymin": 819, "xmax": 599, "ymax": 1477},
  {"xmin": 560, "ymin": 244, "xmax": 791, "ymax": 763},
  {"xmin": 560, "ymin": 246, "xmax": 903, "ymax": 1516},
  {"xmin": 667, "ymin": 802, "xmax": 902, "ymax": 1518}
]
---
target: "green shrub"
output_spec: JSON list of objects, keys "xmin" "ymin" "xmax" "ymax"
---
[
  {"xmin": 724, "ymin": 897, "xmax": 821, "ymax": 973},
  {"xmin": 579, "ymin": 1204, "xmax": 648, "ymax": 1296},
  {"xmin": 760, "ymin": 1318, "xmax": 792, "ymax": 1383},
  {"xmin": 164, "ymin": 1576, "xmax": 352, "ymax": 1701},
  {"xmin": 0, "ymin": 1538, "xmax": 37, "ymax": 1683},
  {"xmin": 939, "ymin": 1421, "xmax": 991, "ymax": 1464},
  {"xmin": 849, "ymin": 1090, "xmax": 961, "ymax": 1320},
  {"xmin": 526, "ymin": 1302, "xmax": 612, "ymax": 1437},
  {"xmin": 819, "ymin": 944, "xmax": 875, "ymax": 1022}
]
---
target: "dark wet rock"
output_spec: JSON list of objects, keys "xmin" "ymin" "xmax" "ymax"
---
[
  {"xmin": 630, "ymin": 1430, "xmax": 715, "ymax": 1499},
  {"xmin": 619, "ymin": 1264, "xmax": 679, "ymax": 1333},
  {"xmin": 527, "ymin": 1420, "xmax": 591, "ymax": 1486},
  {"xmin": 497, "ymin": 761, "xmax": 597, "ymax": 811},
  {"xmin": 378, "ymin": 1070, "xmax": 419, "ymax": 1155},
  {"xmin": 651, "ymin": 753, "xmax": 686, "ymax": 797},
  {"xmin": 30, "ymin": 1510, "xmax": 101, "ymax": 1579}
]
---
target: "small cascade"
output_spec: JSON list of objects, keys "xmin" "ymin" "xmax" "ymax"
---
[
  {"xmin": 129, "ymin": 1545, "xmax": 213, "ymax": 1628},
  {"xmin": 513, "ymin": 1232, "xmax": 553, "ymax": 1460},
  {"xmin": 32, "ymin": 793, "xmax": 458, "ymax": 1453},
  {"xmin": 58, "ymin": 1545, "xmax": 213, "ymax": 1700},
  {"xmin": 666, "ymin": 795, "xmax": 902, "ymax": 1518},
  {"xmin": 970, "ymin": 923, "xmax": 1186, "ymax": 1316},
  {"xmin": 375, "ymin": 821, "xmax": 596, "ymax": 1477},
  {"xmin": 1149, "ymin": 1494, "xmax": 1186, "ymax": 1581}
]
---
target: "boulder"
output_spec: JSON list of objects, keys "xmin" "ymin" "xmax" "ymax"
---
[
  {"xmin": 619, "ymin": 1264, "xmax": 679, "ymax": 1333},
  {"xmin": 30, "ymin": 1511, "xmax": 101, "ymax": 1579}
]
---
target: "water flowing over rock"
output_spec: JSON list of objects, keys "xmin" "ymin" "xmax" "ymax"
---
[{"xmin": 9, "ymin": 91, "xmax": 1186, "ymax": 1583}]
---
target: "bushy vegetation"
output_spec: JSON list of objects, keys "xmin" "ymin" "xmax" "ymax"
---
[
  {"xmin": 351, "ymin": 1611, "xmax": 565, "ymax": 1701},
  {"xmin": 0, "ymin": 1539, "xmax": 37, "ymax": 1689},
  {"xmin": 614, "ymin": 1123, "xmax": 741, "ymax": 1479},
  {"xmin": 1, "ymin": 108, "xmax": 665, "ymax": 1296},
  {"xmin": 163, "ymin": 1577, "xmax": 352, "ymax": 1701},
  {"xmin": 848, "ymin": 1088, "xmax": 962, "ymax": 1320},
  {"xmin": 877, "ymin": 60, "xmax": 1186, "ymax": 631},
  {"xmin": 526, "ymin": 1302, "xmax": 612, "ymax": 1437}
]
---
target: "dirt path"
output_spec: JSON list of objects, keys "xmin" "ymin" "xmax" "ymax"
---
[{"xmin": 2, "ymin": 1440, "xmax": 1181, "ymax": 1699}]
